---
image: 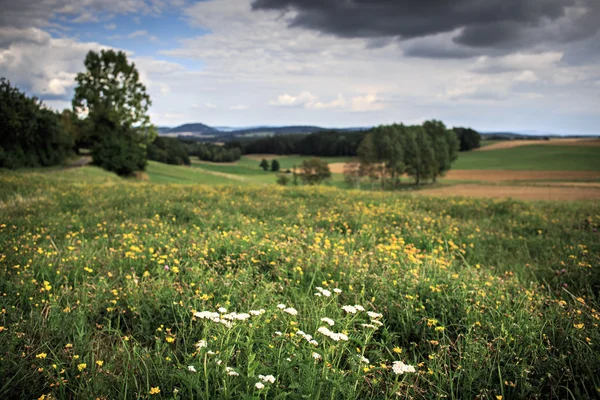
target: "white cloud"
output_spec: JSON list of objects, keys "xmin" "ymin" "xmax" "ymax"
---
[
  {"xmin": 104, "ymin": 23, "xmax": 117, "ymax": 30},
  {"xmin": 350, "ymin": 94, "xmax": 385, "ymax": 112},
  {"xmin": 269, "ymin": 91, "xmax": 317, "ymax": 107},
  {"xmin": 230, "ymin": 104, "xmax": 248, "ymax": 110},
  {"xmin": 515, "ymin": 70, "xmax": 539, "ymax": 83}
]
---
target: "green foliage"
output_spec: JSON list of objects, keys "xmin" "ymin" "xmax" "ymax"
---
[
  {"xmin": 147, "ymin": 137, "xmax": 190, "ymax": 166},
  {"xmin": 276, "ymin": 173, "xmax": 289, "ymax": 185},
  {"xmin": 271, "ymin": 159, "xmax": 280, "ymax": 172},
  {"xmin": 73, "ymin": 50, "xmax": 153, "ymax": 134},
  {"xmin": 189, "ymin": 142, "xmax": 241, "ymax": 163},
  {"xmin": 298, "ymin": 157, "xmax": 331, "ymax": 185},
  {"xmin": 89, "ymin": 110, "xmax": 147, "ymax": 176},
  {"xmin": 72, "ymin": 50, "xmax": 155, "ymax": 175},
  {"xmin": 454, "ymin": 127, "xmax": 481, "ymax": 151},
  {"xmin": 0, "ymin": 78, "xmax": 73, "ymax": 169},
  {"xmin": 259, "ymin": 158, "xmax": 269, "ymax": 171}
]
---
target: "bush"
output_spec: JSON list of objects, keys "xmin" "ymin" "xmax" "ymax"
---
[
  {"xmin": 271, "ymin": 159, "xmax": 280, "ymax": 172},
  {"xmin": 298, "ymin": 157, "xmax": 331, "ymax": 185},
  {"xmin": 260, "ymin": 159, "xmax": 269, "ymax": 171},
  {"xmin": 0, "ymin": 78, "xmax": 73, "ymax": 169},
  {"xmin": 276, "ymin": 173, "xmax": 289, "ymax": 186},
  {"xmin": 454, "ymin": 127, "xmax": 481, "ymax": 151}
]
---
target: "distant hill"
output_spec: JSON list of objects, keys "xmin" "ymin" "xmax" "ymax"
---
[{"xmin": 157, "ymin": 123, "xmax": 370, "ymax": 141}]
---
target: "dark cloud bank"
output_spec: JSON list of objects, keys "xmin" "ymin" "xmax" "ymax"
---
[{"xmin": 252, "ymin": 0, "xmax": 600, "ymax": 57}]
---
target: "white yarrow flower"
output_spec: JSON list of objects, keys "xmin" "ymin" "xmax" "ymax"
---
[
  {"xmin": 218, "ymin": 307, "xmax": 227, "ymax": 313},
  {"xmin": 320, "ymin": 317, "xmax": 335, "ymax": 326},
  {"xmin": 354, "ymin": 305, "xmax": 365, "ymax": 311},
  {"xmin": 255, "ymin": 382, "xmax": 265, "ymax": 389},
  {"xmin": 312, "ymin": 352, "xmax": 322, "ymax": 360},
  {"xmin": 258, "ymin": 374, "xmax": 276, "ymax": 383},
  {"xmin": 195, "ymin": 340, "xmax": 207, "ymax": 349},
  {"xmin": 360, "ymin": 356, "xmax": 370, "ymax": 364},
  {"xmin": 333, "ymin": 288, "xmax": 342, "ymax": 294},
  {"xmin": 392, "ymin": 361, "xmax": 416, "ymax": 375},
  {"xmin": 283, "ymin": 307, "xmax": 298, "ymax": 316},
  {"xmin": 188, "ymin": 365, "xmax": 197, "ymax": 372},
  {"xmin": 341, "ymin": 305, "xmax": 357, "ymax": 314},
  {"xmin": 277, "ymin": 304, "xmax": 286, "ymax": 309},
  {"xmin": 367, "ymin": 311, "xmax": 382, "ymax": 319}
]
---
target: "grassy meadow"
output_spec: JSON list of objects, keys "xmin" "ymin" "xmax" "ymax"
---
[{"xmin": 1, "ymin": 166, "xmax": 599, "ymax": 399}]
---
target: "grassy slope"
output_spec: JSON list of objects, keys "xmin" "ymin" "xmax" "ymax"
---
[
  {"xmin": 1, "ymin": 173, "xmax": 599, "ymax": 399},
  {"xmin": 146, "ymin": 161, "xmax": 243, "ymax": 185},
  {"xmin": 454, "ymin": 145, "xmax": 600, "ymax": 170}
]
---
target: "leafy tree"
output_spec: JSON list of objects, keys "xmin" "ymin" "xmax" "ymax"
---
[
  {"xmin": 423, "ymin": 120, "xmax": 458, "ymax": 182},
  {"xmin": 405, "ymin": 126, "xmax": 435, "ymax": 185},
  {"xmin": 72, "ymin": 49, "xmax": 154, "ymax": 175},
  {"xmin": 454, "ymin": 127, "xmax": 481, "ymax": 151},
  {"xmin": 298, "ymin": 158, "xmax": 331, "ymax": 185},
  {"xmin": 271, "ymin": 159, "xmax": 280, "ymax": 172},
  {"xmin": 260, "ymin": 158, "xmax": 269, "ymax": 171},
  {"xmin": 0, "ymin": 78, "xmax": 73, "ymax": 169}
]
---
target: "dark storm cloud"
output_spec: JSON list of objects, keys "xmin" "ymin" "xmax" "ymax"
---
[{"xmin": 252, "ymin": 0, "xmax": 600, "ymax": 55}]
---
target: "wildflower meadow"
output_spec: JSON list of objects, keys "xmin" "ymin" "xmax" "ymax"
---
[{"xmin": 1, "ymin": 174, "xmax": 599, "ymax": 399}]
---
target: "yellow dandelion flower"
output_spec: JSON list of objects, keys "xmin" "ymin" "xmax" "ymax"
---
[
  {"xmin": 36, "ymin": 353, "xmax": 47, "ymax": 359},
  {"xmin": 149, "ymin": 387, "xmax": 161, "ymax": 395},
  {"xmin": 77, "ymin": 363, "xmax": 86, "ymax": 371},
  {"xmin": 96, "ymin": 360, "xmax": 104, "ymax": 367},
  {"xmin": 165, "ymin": 336, "xmax": 175, "ymax": 343},
  {"xmin": 393, "ymin": 347, "xmax": 402, "ymax": 354},
  {"xmin": 574, "ymin": 323, "xmax": 585, "ymax": 329}
]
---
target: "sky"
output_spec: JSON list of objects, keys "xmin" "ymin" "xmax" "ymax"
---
[{"xmin": 0, "ymin": 0, "xmax": 599, "ymax": 134}]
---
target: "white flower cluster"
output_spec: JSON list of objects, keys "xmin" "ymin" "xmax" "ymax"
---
[
  {"xmin": 317, "ymin": 326, "xmax": 349, "ymax": 341},
  {"xmin": 255, "ymin": 374, "xmax": 276, "ymax": 389},
  {"xmin": 277, "ymin": 304, "xmax": 298, "ymax": 316},
  {"xmin": 194, "ymin": 307, "xmax": 265, "ymax": 328},
  {"xmin": 226, "ymin": 366, "xmax": 239, "ymax": 376},
  {"xmin": 296, "ymin": 330, "xmax": 319, "ymax": 346},
  {"xmin": 341, "ymin": 304, "xmax": 365, "ymax": 314},
  {"xmin": 392, "ymin": 361, "xmax": 416, "ymax": 375},
  {"xmin": 320, "ymin": 317, "xmax": 335, "ymax": 326},
  {"xmin": 314, "ymin": 287, "xmax": 343, "ymax": 297}
]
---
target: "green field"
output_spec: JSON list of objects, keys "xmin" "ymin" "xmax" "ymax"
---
[
  {"xmin": 453, "ymin": 145, "xmax": 600, "ymax": 170},
  {"xmin": 1, "ymin": 168, "xmax": 599, "ymax": 399}
]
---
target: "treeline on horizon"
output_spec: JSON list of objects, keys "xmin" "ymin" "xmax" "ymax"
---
[{"xmin": 225, "ymin": 125, "xmax": 481, "ymax": 157}]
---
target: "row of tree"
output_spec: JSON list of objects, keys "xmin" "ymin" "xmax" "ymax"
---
[
  {"xmin": 236, "ymin": 126, "xmax": 480, "ymax": 157},
  {"xmin": 0, "ymin": 79, "xmax": 74, "ymax": 169},
  {"xmin": 345, "ymin": 121, "xmax": 459, "ymax": 188},
  {"xmin": 187, "ymin": 142, "xmax": 242, "ymax": 163}
]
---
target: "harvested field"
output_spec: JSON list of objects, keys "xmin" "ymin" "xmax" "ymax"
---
[
  {"xmin": 417, "ymin": 184, "xmax": 600, "ymax": 201},
  {"xmin": 328, "ymin": 164, "xmax": 600, "ymax": 182},
  {"xmin": 443, "ymin": 169, "xmax": 600, "ymax": 182},
  {"xmin": 244, "ymin": 153, "xmax": 282, "ymax": 160},
  {"xmin": 476, "ymin": 138, "xmax": 600, "ymax": 151}
]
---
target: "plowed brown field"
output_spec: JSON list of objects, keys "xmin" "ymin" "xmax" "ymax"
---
[
  {"xmin": 417, "ymin": 184, "xmax": 600, "ymax": 201},
  {"xmin": 477, "ymin": 138, "xmax": 600, "ymax": 151},
  {"xmin": 327, "ymin": 164, "xmax": 600, "ymax": 182}
]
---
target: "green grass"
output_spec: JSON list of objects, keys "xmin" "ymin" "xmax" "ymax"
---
[
  {"xmin": 1, "ymin": 170, "xmax": 599, "ymax": 399},
  {"xmin": 454, "ymin": 145, "xmax": 600, "ymax": 170},
  {"xmin": 146, "ymin": 161, "xmax": 243, "ymax": 185}
]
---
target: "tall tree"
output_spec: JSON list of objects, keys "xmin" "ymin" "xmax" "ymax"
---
[
  {"xmin": 405, "ymin": 125, "xmax": 435, "ymax": 185},
  {"xmin": 72, "ymin": 50, "xmax": 155, "ymax": 175}
]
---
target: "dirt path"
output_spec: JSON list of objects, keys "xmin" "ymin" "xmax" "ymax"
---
[{"xmin": 417, "ymin": 184, "xmax": 600, "ymax": 201}]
